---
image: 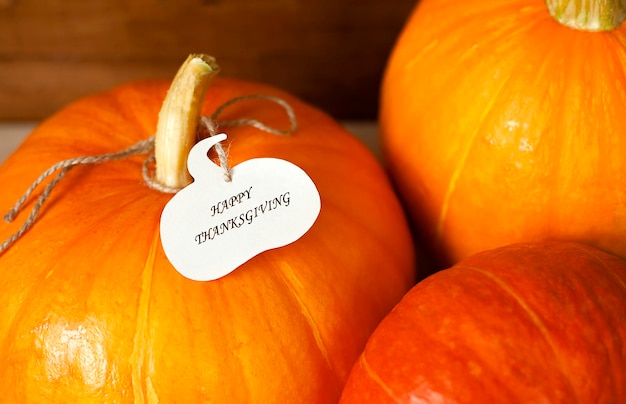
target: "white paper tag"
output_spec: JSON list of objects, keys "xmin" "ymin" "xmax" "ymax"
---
[{"xmin": 160, "ymin": 133, "xmax": 321, "ymax": 281}]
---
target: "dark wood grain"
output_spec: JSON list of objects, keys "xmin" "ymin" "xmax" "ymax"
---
[{"xmin": 0, "ymin": 0, "xmax": 416, "ymax": 120}]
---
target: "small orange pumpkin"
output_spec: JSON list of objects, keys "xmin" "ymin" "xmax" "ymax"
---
[
  {"xmin": 340, "ymin": 241, "xmax": 626, "ymax": 403},
  {"xmin": 381, "ymin": 0, "xmax": 626, "ymax": 266},
  {"xmin": 0, "ymin": 55, "xmax": 415, "ymax": 402}
]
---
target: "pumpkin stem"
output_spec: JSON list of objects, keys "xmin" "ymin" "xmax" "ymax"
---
[
  {"xmin": 546, "ymin": 0, "xmax": 626, "ymax": 31},
  {"xmin": 154, "ymin": 54, "xmax": 220, "ymax": 189}
]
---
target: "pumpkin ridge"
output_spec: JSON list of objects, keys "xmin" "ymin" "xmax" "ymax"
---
[
  {"xmin": 318, "ymin": 198, "xmax": 415, "ymax": 293},
  {"xmin": 0, "ymin": 202, "xmax": 119, "ymax": 350},
  {"xmin": 0, "ymin": 256, "xmax": 65, "ymax": 382},
  {"xmin": 321, "ymin": 192, "xmax": 408, "ymax": 274},
  {"xmin": 0, "ymin": 213, "xmax": 131, "ymax": 394},
  {"xmin": 129, "ymin": 227, "xmax": 160, "ymax": 404},
  {"xmin": 454, "ymin": 263, "xmax": 578, "ymax": 399},
  {"xmin": 358, "ymin": 353, "xmax": 400, "ymax": 402},
  {"xmin": 544, "ymin": 33, "xmax": 626, "ymax": 241},
  {"xmin": 434, "ymin": 69, "xmax": 516, "ymax": 243},
  {"xmin": 567, "ymin": 245, "xmax": 626, "ymax": 397},
  {"xmin": 570, "ymin": 243, "xmax": 626, "ymax": 294},
  {"xmin": 433, "ymin": 11, "xmax": 557, "ymax": 247},
  {"xmin": 601, "ymin": 35, "xmax": 626, "ymax": 215},
  {"xmin": 401, "ymin": 1, "xmax": 547, "ymax": 73},
  {"xmin": 108, "ymin": 82, "xmax": 164, "ymax": 144},
  {"xmin": 272, "ymin": 264, "xmax": 340, "ymax": 391},
  {"xmin": 612, "ymin": 29, "xmax": 626, "ymax": 63}
]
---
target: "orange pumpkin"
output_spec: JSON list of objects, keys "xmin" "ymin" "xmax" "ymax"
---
[
  {"xmin": 0, "ymin": 55, "xmax": 416, "ymax": 402},
  {"xmin": 381, "ymin": 0, "xmax": 626, "ymax": 266},
  {"xmin": 339, "ymin": 241, "xmax": 626, "ymax": 403}
]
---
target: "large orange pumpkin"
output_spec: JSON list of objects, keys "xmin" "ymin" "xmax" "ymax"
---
[
  {"xmin": 0, "ymin": 55, "xmax": 416, "ymax": 402},
  {"xmin": 339, "ymin": 241, "xmax": 626, "ymax": 403},
  {"xmin": 381, "ymin": 0, "xmax": 626, "ymax": 266}
]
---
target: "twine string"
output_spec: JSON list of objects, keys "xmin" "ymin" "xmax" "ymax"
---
[
  {"xmin": 200, "ymin": 116, "xmax": 232, "ymax": 182},
  {"xmin": 1, "ymin": 94, "xmax": 297, "ymax": 255},
  {"xmin": 4, "ymin": 137, "xmax": 155, "ymax": 223},
  {"xmin": 210, "ymin": 94, "xmax": 298, "ymax": 136}
]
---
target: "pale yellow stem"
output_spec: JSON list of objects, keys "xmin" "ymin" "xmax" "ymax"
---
[
  {"xmin": 154, "ymin": 54, "xmax": 220, "ymax": 188},
  {"xmin": 546, "ymin": 0, "xmax": 626, "ymax": 31}
]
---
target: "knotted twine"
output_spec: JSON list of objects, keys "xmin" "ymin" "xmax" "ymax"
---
[{"xmin": 0, "ymin": 94, "xmax": 298, "ymax": 255}]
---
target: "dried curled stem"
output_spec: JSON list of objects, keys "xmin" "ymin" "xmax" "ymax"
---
[{"xmin": 154, "ymin": 54, "xmax": 220, "ymax": 188}]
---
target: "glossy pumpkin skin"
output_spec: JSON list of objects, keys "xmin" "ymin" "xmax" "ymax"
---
[
  {"xmin": 0, "ymin": 78, "xmax": 416, "ymax": 402},
  {"xmin": 381, "ymin": 0, "xmax": 626, "ymax": 266},
  {"xmin": 340, "ymin": 241, "xmax": 626, "ymax": 403}
]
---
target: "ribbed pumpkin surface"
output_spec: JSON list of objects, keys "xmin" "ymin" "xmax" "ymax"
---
[{"xmin": 0, "ymin": 77, "xmax": 415, "ymax": 402}]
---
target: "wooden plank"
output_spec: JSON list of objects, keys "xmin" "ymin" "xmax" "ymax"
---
[{"xmin": 0, "ymin": 0, "xmax": 416, "ymax": 120}]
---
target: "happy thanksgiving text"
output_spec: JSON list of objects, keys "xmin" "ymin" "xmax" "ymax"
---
[{"xmin": 194, "ymin": 186, "xmax": 291, "ymax": 244}]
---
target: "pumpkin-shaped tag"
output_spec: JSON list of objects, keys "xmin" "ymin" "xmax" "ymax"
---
[{"xmin": 160, "ymin": 133, "xmax": 321, "ymax": 281}]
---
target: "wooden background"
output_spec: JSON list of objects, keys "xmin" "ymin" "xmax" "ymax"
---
[{"xmin": 0, "ymin": 0, "xmax": 417, "ymax": 121}]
